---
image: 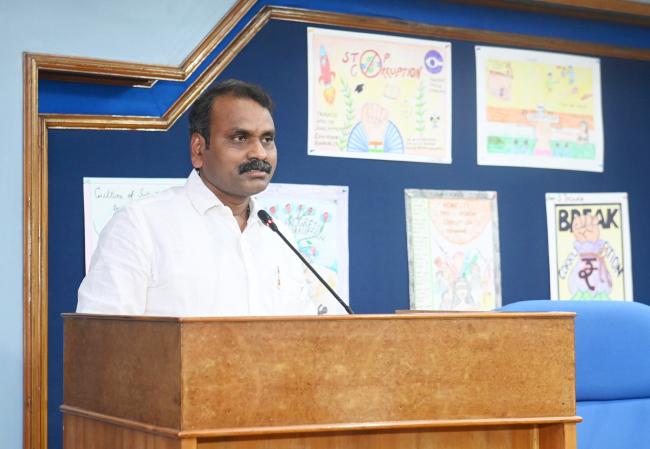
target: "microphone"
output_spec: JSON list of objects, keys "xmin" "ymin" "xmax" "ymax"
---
[{"xmin": 257, "ymin": 209, "xmax": 354, "ymax": 315}]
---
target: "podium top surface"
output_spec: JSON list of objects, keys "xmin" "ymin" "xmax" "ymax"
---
[{"xmin": 62, "ymin": 311, "xmax": 575, "ymax": 322}]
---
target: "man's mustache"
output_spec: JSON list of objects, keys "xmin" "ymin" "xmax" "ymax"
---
[{"xmin": 239, "ymin": 159, "xmax": 273, "ymax": 174}]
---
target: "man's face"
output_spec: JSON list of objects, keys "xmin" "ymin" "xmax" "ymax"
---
[{"xmin": 190, "ymin": 95, "xmax": 277, "ymax": 203}]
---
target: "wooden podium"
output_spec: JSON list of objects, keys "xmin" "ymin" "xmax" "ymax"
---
[{"xmin": 62, "ymin": 313, "xmax": 579, "ymax": 449}]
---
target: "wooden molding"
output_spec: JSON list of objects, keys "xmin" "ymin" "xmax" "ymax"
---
[
  {"xmin": 447, "ymin": 0, "xmax": 650, "ymax": 27},
  {"xmin": 23, "ymin": 54, "xmax": 48, "ymax": 449},
  {"xmin": 179, "ymin": 0, "xmax": 257, "ymax": 76},
  {"xmin": 22, "ymin": 2, "xmax": 648, "ymax": 448},
  {"xmin": 269, "ymin": 7, "xmax": 650, "ymax": 61},
  {"xmin": 60, "ymin": 404, "xmax": 581, "ymax": 439},
  {"xmin": 40, "ymin": 71, "xmax": 157, "ymax": 88}
]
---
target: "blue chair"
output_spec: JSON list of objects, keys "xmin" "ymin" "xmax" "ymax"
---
[{"xmin": 499, "ymin": 300, "xmax": 650, "ymax": 449}]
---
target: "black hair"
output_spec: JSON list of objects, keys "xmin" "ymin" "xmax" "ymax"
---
[{"xmin": 188, "ymin": 79, "xmax": 273, "ymax": 146}]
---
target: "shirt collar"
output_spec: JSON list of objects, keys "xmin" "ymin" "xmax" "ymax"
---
[
  {"xmin": 185, "ymin": 169, "xmax": 224, "ymax": 215},
  {"xmin": 185, "ymin": 169, "xmax": 263, "ymax": 227}
]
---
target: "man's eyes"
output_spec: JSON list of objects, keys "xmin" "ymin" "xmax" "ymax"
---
[{"xmin": 230, "ymin": 134, "xmax": 275, "ymax": 143}]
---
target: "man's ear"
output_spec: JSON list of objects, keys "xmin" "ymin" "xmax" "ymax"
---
[{"xmin": 190, "ymin": 133, "xmax": 206, "ymax": 169}]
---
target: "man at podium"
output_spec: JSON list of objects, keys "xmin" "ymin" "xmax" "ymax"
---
[{"xmin": 77, "ymin": 80, "xmax": 317, "ymax": 317}]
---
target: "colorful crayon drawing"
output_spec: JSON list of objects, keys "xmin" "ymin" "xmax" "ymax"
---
[
  {"xmin": 307, "ymin": 27, "xmax": 452, "ymax": 164},
  {"xmin": 83, "ymin": 177, "xmax": 186, "ymax": 272},
  {"xmin": 546, "ymin": 193, "xmax": 633, "ymax": 300},
  {"xmin": 405, "ymin": 190, "xmax": 501, "ymax": 311},
  {"xmin": 476, "ymin": 46, "xmax": 603, "ymax": 172},
  {"xmin": 255, "ymin": 184, "xmax": 349, "ymax": 315},
  {"xmin": 318, "ymin": 45, "xmax": 337, "ymax": 104}
]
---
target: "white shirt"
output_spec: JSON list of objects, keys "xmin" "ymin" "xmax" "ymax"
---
[{"xmin": 77, "ymin": 170, "xmax": 317, "ymax": 316}]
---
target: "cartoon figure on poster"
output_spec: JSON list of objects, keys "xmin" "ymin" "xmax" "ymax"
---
[
  {"xmin": 432, "ymin": 249, "xmax": 495, "ymax": 310},
  {"xmin": 308, "ymin": 28, "xmax": 452, "ymax": 164},
  {"xmin": 547, "ymin": 193, "xmax": 633, "ymax": 301},
  {"xmin": 559, "ymin": 212, "xmax": 623, "ymax": 300}
]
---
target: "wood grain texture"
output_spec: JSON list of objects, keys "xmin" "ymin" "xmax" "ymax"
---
[
  {"xmin": 63, "ymin": 313, "xmax": 576, "ymax": 436},
  {"xmin": 23, "ymin": 54, "xmax": 48, "ymax": 449},
  {"xmin": 63, "ymin": 414, "xmax": 193, "ymax": 449},
  {"xmin": 539, "ymin": 422, "xmax": 577, "ymax": 449},
  {"xmin": 64, "ymin": 318, "xmax": 182, "ymax": 429},
  {"xmin": 196, "ymin": 426, "xmax": 536, "ymax": 449},
  {"xmin": 179, "ymin": 315, "xmax": 575, "ymax": 430},
  {"xmin": 447, "ymin": 0, "xmax": 650, "ymax": 26}
]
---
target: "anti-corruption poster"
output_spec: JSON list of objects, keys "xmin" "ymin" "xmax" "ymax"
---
[
  {"xmin": 307, "ymin": 27, "xmax": 452, "ymax": 163},
  {"xmin": 546, "ymin": 192, "xmax": 633, "ymax": 300},
  {"xmin": 405, "ymin": 189, "xmax": 501, "ymax": 311}
]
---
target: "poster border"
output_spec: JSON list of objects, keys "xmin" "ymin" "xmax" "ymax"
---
[
  {"xmin": 405, "ymin": 188, "xmax": 502, "ymax": 311},
  {"xmin": 545, "ymin": 192, "xmax": 633, "ymax": 300}
]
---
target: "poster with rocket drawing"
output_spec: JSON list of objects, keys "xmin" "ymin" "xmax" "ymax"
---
[
  {"xmin": 476, "ymin": 46, "xmax": 604, "ymax": 172},
  {"xmin": 307, "ymin": 27, "xmax": 452, "ymax": 163},
  {"xmin": 546, "ymin": 193, "xmax": 633, "ymax": 301},
  {"xmin": 405, "ymin": 189, "xmax": 501, "ymax": 311}
]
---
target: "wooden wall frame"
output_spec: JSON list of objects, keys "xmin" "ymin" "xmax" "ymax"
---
[
  {"xmin": 22, "ymin": 1, "xmax": 650, "ymax": 448},
  {"xmin": 449, "ymin": 0, "xmax": 650, "ymax": 27}
]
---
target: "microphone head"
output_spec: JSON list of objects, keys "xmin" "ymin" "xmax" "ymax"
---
[{"xmin": 257, "ymin": 209, "xmax": 278, "ymax": 232}]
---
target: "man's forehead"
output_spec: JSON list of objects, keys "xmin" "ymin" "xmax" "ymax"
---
[
  {"xmin": 209, "ymin": 95, "xmax": 273, "ymax": 126},
  {"xmin": 224, "ymin": 125, "xmax": 276, "ymax": 134},
  {"xmin": 210, "ymin": 94, "xmax": 270, "ymax": 114}
]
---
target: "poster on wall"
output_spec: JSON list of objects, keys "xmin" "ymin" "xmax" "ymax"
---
[
  {"xmin": 307, "ymin": 27, "xmax": 452, "ymax": 164},
  {"xmin": 83, "ymin": 178, "xmax": 350, "ymax": 314},
  {"xmin": 83, "ymin": 177, "xmax": 186, "ymax": 271},
  {"xmin": 255, "ymin": 183, "xmax": 349, "ymax": 315},
  {"xmin": 405, "ymin": 189, "xmax": 501, "ymax": 311},
  {"xmin": 546, "ymin": 192, "xmax": 633, "ymax": 301},
  {"xmin": 476, "ymin": 46, "xmax": 604, "ymax": 172}
]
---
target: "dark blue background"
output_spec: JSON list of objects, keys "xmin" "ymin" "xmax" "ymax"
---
[{"xmin": 46, "ymin": 12, "xmax": 650, "ymax": 449}]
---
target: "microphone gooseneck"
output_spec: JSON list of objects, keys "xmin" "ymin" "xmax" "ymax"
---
[{"xmin": 257, "ymin": 209, "xmax": 354, "ymax": 315}]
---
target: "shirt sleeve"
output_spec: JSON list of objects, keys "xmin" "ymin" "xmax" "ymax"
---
[{"xmin": 77, "ymin": 206, "xmax": 151, "ymax": 315}]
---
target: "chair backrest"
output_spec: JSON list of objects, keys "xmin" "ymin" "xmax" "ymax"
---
[{"xmin": 500, "ymin": 300, "xmax": 650, "ymax": 449}]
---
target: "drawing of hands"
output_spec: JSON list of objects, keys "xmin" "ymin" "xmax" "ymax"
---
[
  {"xmin": 360, "ymin": 102, "xmax": 389, "ymax": 149},
  {"xmin": 572, "ymin": 214, "xmax": 600, "ymax": 243}
]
